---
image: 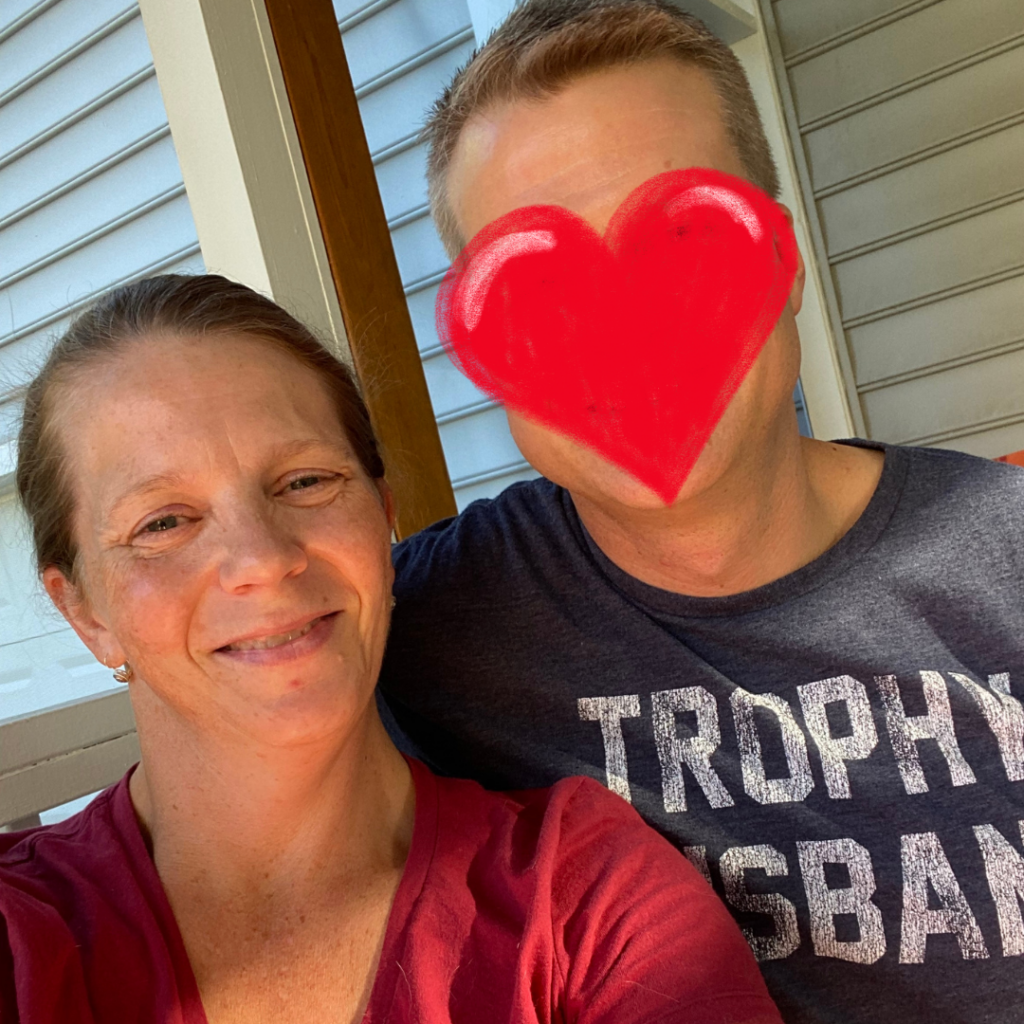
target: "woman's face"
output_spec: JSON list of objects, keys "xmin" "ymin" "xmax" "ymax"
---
[{"xmin": 46, "ymin": 332, "xmax": 395, "ymax": 749}]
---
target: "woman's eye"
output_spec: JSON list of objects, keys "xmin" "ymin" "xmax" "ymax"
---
[
  {"xmin": 288, "ymin": 475, "xmax": 327, "ymax": 491},
  {"xmin": 144, "ymin": 515, "xmax": 181, "ymax": 533}
]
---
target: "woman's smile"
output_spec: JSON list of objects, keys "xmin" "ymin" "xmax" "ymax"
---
[{"xmin": 214, "ymin": 610, "xmax": 341, "ymax": 666}]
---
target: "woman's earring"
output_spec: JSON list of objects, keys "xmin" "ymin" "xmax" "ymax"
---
[
  {"xmin": 390, "ymin": 596, "xmax": 397, "ymax": 610},
  {"xmin": 112, "ymin": 662, "xmax": 133, "ymax": 684}
]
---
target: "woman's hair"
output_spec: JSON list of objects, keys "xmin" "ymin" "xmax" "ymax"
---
[
  {"xmin": 424, "ymin": 0, "xmax": 780, "ymax": 258},
  {"xmin": 16, "ymin": 274, "xmax": 384, "ymax": 582}
]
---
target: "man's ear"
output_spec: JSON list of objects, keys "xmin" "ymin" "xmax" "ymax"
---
[
  {"xmin": 42, "ymin": 566, "xmax": 124, "ymax": 669},
  {"xmin": 778, "ymin": 203, "xmax": 806, "ymax": 317}
]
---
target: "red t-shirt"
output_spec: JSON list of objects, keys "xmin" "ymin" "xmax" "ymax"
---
[{"xmin": 0, "ymin": 759, "xmax": 780, "ymax": 1023}]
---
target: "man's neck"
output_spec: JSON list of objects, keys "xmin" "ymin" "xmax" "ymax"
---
[{"xmin": 572, "ymin": 433, "xmax": 885, "ymax": 598}]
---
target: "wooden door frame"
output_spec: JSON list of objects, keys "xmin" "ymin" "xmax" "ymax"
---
[{"xmin": 263, "ymin": 0, "xmax": 457, "ymax": 536}]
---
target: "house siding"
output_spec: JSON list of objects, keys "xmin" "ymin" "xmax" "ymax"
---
[
  {"xmin": 337, "ymin": 0, "xmax": 541, "ymax": 508},
  {"xmin": 765, "ymin": 0, "xmax": 1024, "ymax": 457},
  {"xmin": 0, "ymin": 0, "xmax": 203, "ymax": 721}
]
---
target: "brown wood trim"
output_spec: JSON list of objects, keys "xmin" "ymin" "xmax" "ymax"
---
[{"xmin": 262, "ymin": 0, "xmax": 457, "ymax": 538}]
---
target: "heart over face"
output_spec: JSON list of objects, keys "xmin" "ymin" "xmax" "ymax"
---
[{"xmin": 437, "ymin": 168, "xmax": 798, "ymax": 504}]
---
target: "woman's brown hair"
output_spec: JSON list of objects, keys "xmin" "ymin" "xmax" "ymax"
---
[{"xmin": 16, "ymin": 274, "xmax": 384, "ymax": 582}]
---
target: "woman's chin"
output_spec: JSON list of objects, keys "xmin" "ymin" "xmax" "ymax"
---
[
  {"xmin": 204, "ymin": 662, "xmax": 375, "ymax": 751},
  {"xmin": 249, "ymin": 687, "xmax": 371, "ymax": 750}
]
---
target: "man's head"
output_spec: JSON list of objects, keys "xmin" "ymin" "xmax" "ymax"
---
[{"xmin": 424, "ymin": 0, "xmax": 806, "ymax": 510}]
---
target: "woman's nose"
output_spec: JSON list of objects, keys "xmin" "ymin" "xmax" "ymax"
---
[{"xmin": 216, "ymin": 507, "xmax": 308, "ymax": 593}]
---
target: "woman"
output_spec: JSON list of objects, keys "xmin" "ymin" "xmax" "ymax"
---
[{"xmin": 1, "ymin": 275, "xmax": 780, "ymax": 1024}]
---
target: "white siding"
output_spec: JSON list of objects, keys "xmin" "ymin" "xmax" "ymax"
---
[
  {"xmin": 337, "ymin": 0, "xmax": 541, "ymax": 509},
  {"xmin": 765, "ymin": 0, "xmax": 1024, "ymax": 457},
  {"xmin": 0, "ymin": 0, "xmax": 204, "ymax": 724}
]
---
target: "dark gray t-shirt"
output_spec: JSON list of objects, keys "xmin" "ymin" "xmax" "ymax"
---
[{"xmin": 380, "ymin": 441, "xmax": 1024, "ymax": 1023}]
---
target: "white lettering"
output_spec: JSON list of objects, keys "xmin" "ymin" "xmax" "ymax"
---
[
  {"xmin": 797, "ymin": 838, "xmax": 886, "ymax": 963},
  {"xmin": 974, "ymin": 822, "xmax": 1024, "ymax": 957},
  {"xmin": 953, "ymin": 673, "xmax": 1024, "ymax": 782},
  {"xmin": 731, "ymin": 689, "xmax": 814, "ymax": 804},
  {"xmin": 798, "ymin": 676, "xmax": 878, "ymax": 799},
  {"xmin": 876, "ymin": 672, "xmax": 977, "ymax": 795},
  {"xmin": 652, "ymin": 686, "xmax": 734, "ymax": 812},
  {"xmin": 683, "ymin": 845, "xmax": 714, "ymax": 887},
  {"xmin": 720, "ymin": 844, "xmax": 801, "ymax": 961},
  {"xmin": 578, "ymin": 695, "xmax": 641, "ymax": 802},
  {"xmin": 899, "ymin": 831, "xmax": 989, "ymax": 962}
]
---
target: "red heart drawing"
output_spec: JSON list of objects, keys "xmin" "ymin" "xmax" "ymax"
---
[{"xmin": 436, "ymin": 168, "xmax": 799, "ymax": 503}]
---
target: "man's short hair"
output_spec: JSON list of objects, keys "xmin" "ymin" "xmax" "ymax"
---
[{"xmin": 423, "ymin": 0, "xmax": 781, "ymax": 259}]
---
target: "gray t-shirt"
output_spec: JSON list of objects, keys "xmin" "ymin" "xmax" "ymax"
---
[{"xmin": 380, "ymin": 441, "xmax": 1024, "ymax": 1023}]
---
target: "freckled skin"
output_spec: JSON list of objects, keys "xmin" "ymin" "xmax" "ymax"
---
[
  {"xmin": 46, "ymin": 333, "xmax": 396, "ymax": 751},
  {"xmin": 41, "ymin": 330, "xmax": 419, "ymax": 1022}
]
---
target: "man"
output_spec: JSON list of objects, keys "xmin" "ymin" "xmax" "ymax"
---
[{"xmin": 379, "ymin": 1, "xmax": 1024, "ymax": 1020}]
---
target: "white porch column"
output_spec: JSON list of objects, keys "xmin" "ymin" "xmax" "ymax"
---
[{"xmin": 137, "ymin": 0, "xmax": 349, "ymax": 356}]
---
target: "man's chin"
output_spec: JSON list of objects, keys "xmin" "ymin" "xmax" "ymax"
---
[
  {"xmin": 528, "ymin": 448, "xmax": 685, "ymax": 511},
  {"xmin": 508, "ymin": 414, "xmax": 709, "ymax": 511}
]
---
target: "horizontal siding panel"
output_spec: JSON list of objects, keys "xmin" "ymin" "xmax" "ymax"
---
[
  {"xmin": 850, "ymin": 274, "xmax": 1024, "ymax": 387},
  {"xmin": 332, "ymin": 0, "xmax": 394, "ymax": 24},
  {"xmin": 0, "ymin": 630, "xmax": 113, "ymax": 722},
  {"xmin": 928, "ymin": 420, "xmax": 1024, "ymax": 460},
  {"xmin": 390, "ymin": 211, "xmax": 448, "ymax": 287},
  {"xmin": 0, "ymin": 0, "xmax": 207, "ymax": 731},
  {"xmin": 438, "ymin": 403, "xmax": 524, "ymax": 485},
  {"xmin": 0, "ymin": 491, "xmax": 112, "ymax": 721},
  {"xmin": 0, "ymin": 135, "xmax": 184, "ymax": 280},
  {"xmin": 788, "ymin": 0, "xmax": 1023, "ymax": 126},
  {"xmin": 3, "ymin": 13, "xmax": 150, "ymax": 154},
  {"xmin": 772, "ymin": 0, "xmax": 936, "ymax": 59},
  {"xmin": 804, "ymin": 42, "xmax": 1024, "ymax": 192},
  {"xmin": 771, "ymin": 0, "xmax": 1024, "ymax": 458},
  {"xmin": 2, "ymin": 194, "xmax": 198, "ymax": 341},
  {"xmin": 861, "ymin": 345, "xmax": 1024, "ymax": 446},
  {"xmin": 455, "ymin": 464, "xmax": 539, "ymax": 510},
  {"xmin": 342, "ymin": 0, "xmax": 471, "ymax": 89},
  {"xmin": 0, "ymin": 397, "xmax": 25, "ymax": 444},
  {"xmin": 404, "ymin": 280, "xmax": 441, "ymax": 351},
  {"xmin": 0, "ymin": 76, "xmax": 167, "ymax": 220},
  {"xmin": 340, "ymin": 0, "xmax": 533, "ymax": 506},
  {"xmin": 833, "ymin": 198, "xmax": 1024, "ymax": 323},
  {"xmin": 422, "ymin": 347, "xmax": 488, "ymax": 418},
  {"xmin": 355, "ymin": 37, "xmax": 473, "ymax": 154},
  {"xmin": 374, "ymin": 141, "xmax": 429, "ymax": 221},
  {"xmin": 0, "ymin": 0, "xmax": 130, "ymax": 94},
  {"xmin": 820, "ymin": 120, "xmax": 1024, "ymax": 258},
  {"xmin": 0, "ymin": 248, "xmax": 205, "ymax": 414},
  {"xmin": 0, "ymin": 495, "xmax": 63, "ymax": 646},
  {"xmin": 0, "ymin": 0, "xmax": 59, "ymax": 36}
]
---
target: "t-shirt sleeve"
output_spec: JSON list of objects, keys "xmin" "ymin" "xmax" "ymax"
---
[
  {"xmin": 550, "ymin": 778, "xmax": 782, "ymax": 1024},
  {"xmin": 0, "ymin": 899, "xmax": 17, "ymax": 1022},
  {"xmin": 0, "ymin": 879, "xmax": 95, "ymax": 1024}
]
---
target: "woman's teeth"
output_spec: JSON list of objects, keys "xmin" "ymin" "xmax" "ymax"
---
[{"xmin": 225, "ymin": 616, "xmax": 323, "ymax": 652}]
